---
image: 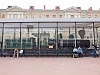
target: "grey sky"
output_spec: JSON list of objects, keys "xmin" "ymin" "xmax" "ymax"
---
[{"xmin": 0, "ymin": 0, "xmax": 100, "ymax": 10}]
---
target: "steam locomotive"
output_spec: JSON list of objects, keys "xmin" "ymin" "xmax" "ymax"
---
[{"xmin": 48, "ymin": 39, "xmax": 90, "ymax": 48}]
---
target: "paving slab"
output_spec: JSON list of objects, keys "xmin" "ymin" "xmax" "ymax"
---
[{"xmin": 0, "ymin": 57, "xmax": 100, "ymax": 75}]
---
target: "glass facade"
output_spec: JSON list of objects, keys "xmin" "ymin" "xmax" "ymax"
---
[
  {"xmin": 0, "ymin": 22, "xmax": 100, "ymax": 52},
  {"xmin": 0, "ymin": 23, "xmax": 3, "ymax": 49},
  {"xmin": 4, "ymin": 23, "xmax": 20, "ymax": 50},
  {"xmin": 21, "ymin": 23, "xmax": 38, "ymax": 49}
]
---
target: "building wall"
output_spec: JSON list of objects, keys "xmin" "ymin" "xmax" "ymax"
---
[
  {"xmin": 80, "ymin": 11, "xmax": 100, "ymax": 18},
  {"xmin": 1, "ymin": 6, "xmax": 100, "ymax": 19}
]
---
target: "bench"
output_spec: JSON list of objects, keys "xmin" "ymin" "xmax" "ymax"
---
[{"xmin": 24, "ymin": 50, "xmax": 39, "ymax": 57}]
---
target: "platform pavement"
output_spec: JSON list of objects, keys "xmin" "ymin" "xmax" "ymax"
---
[{"xmin": 0, "ymin": 57, "xmax": 100, "ymax": 75}]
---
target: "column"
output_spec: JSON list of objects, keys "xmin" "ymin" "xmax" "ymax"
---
[
  {"xmin": 78, "ymin": 14, "xmax": 81, "ymax": 18},
  {"xmin": 7, "ymin": 14, "xmax": 9, "ymax": 18},
  {"xmin": 92, "ymin": 22, "xmax": 95, "ymax": 45},
  {"xmin": 68, "ymin": 14, "xmax": 70, "ymax": 18},
  {"xmin": 75, "ymin": 15, "xmax": 77, "ymax": 18},
  {"xmin": 65, "ymin": 14, "xmax": 66, "ymax": 18},
  {"xmin": 11, "ymin": 14, "xmax": 13, "ymax": 18},
  {"xmin": 18, "ymin": 14, "xmax": 20, "ymax": 18},
  {"xmin": 22, "ymin": 14, "xmax": 24, "ymax": 18}
]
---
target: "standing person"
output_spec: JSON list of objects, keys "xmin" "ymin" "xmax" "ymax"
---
[
  {"xmin": 93, "ymin": 47, "xmax": 97, "ymax": 58},
  {"xmin": 78, "ymin": 46, "xmax": 83, "ymax": 57}
]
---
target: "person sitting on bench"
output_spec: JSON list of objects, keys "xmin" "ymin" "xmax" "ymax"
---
[
  {"xmin": 73, "ymin": 47, "xmax": 78, "ymax": 58},
  {"xmin": 13, "ymin": 48, "xmax": 19, "ymax": 58},
  {"xmin": 19, "ymin": 49, "xmax": 24, "ymax": 57},
  {"xmin": 78, "ymin": 46, "xmax": 83, "ymax": 57}
]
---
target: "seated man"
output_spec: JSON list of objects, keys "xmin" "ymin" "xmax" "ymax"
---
[{"xmin": 78, "ymin": 46, "xmax": 83, "ymax": 57}]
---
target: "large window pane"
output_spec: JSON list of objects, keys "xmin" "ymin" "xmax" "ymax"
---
[
  {"xmin": 4, "ymin": 23, "xmax": 20, "ymax": 49},
  {"xmin": 58, "ymin": 23, "xmax": 75, "ymax": 49},
  {"xmin": 94, "ymin": 23, "xmax": 100, "ymax": 49},
  {"xmin": 39, "ymin": 23, "xmax": 57, "ymax": 50},
  {"xmin": 21, "ymin": 23, "xmax": 38, "ymax": 49},
  {"xmin": 76, "ymin": 23, "xmax": 92, "ymax": 48}
]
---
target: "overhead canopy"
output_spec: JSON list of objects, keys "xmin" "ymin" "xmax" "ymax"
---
[
  {"xmin": 0, "ymin": 18, "xmax": 100, "ymax": 28},
  {"xmin": 0, "ymin": 18, "xmax": 100, "ymax": 23}
]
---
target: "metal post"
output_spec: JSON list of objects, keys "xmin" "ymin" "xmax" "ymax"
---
[
  {"xmin": 20, "ymin": 23, "xmax": 22, "ymax": 49},
  {"xmin": 96, "ymin": 28, "xmax": 98, "ymax": 45},
  {"xmin": 2, "ymin": 23, "xmax": 4, "ymax": 52},
  {"xmin": 92, "ymin": 22, "xmax": 95, "ymax": 45},
  {"xmin": 69, "ymin": 28, "xmax": 70, "ymax": 36},
  {"xmin": 38, "ymin": 23, "xmax": 40, "ymax": 55},
  {"xmin": 14, "ymin": 28, "xmax": 16, "ymax": 39},
  {"xmin": 75, "ymin": 22, "xmax": 77, "ymax": 47},
  {"xmin": 56, "ymin": 22, "xmax": 58, "ymax": 50}
]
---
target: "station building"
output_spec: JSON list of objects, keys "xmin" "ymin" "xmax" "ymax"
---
[{"xmin": 0, "ymin": 6, "xmax": 100, "ymax": 51}]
